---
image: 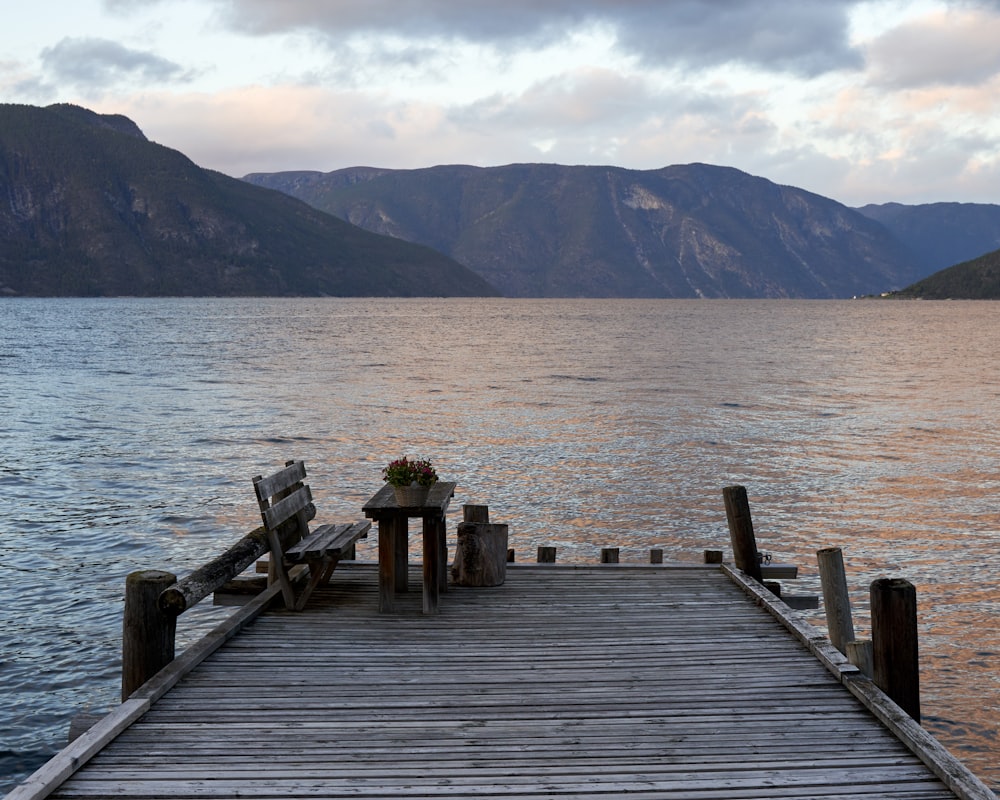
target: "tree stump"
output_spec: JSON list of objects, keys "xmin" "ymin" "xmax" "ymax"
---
[{"xmin": 451, "ymin": 522, "xmax": 509, "ymax": 586}]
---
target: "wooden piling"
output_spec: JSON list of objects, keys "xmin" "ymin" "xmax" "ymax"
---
[
  {"xmin": 817, "ymin": 546, "xmax": 856, "ymax": 654},
  {"xmin": 722, "ymin": 485, "xmax": 762, "ymax": 582},
  {"xmin": 537, "ymin": 546, "xmax": 556, "ymax": 563},
  {"xmin": 704, "ymin": 549, "xmax": 723, "ymax": 564},
  {"xmin": 122, "ymin": 570, "xmax": 177, "ymax": 702},
  {"xmin": 600, "ymin": 547, "xmax": 620, "ymax": 563},
  {"xmin": 650, "ymin": 548, "xmax": 664, "ymax": 564},
  {"xmin": 871, "ymin": 577, "xmax": 920, "ymax": 722}
]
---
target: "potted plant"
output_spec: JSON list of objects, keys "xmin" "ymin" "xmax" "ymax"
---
[{"xmin": 382, "ymin": 456, "xmax": 438, "ymax": 506}]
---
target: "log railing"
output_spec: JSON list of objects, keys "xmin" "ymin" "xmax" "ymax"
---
[{"xmin": 121, "ymin": 526, "xmax": 277, "ymax": 701}]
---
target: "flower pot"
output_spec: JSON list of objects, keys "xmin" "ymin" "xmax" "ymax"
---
[{"xmin": 393, "ymin": 482, "xmax": 431, "ymax": 506}]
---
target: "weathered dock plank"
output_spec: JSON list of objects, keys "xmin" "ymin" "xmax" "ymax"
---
[{"xmin": 20, "ymin": 564, "xmax": 993, "ymax": 800}]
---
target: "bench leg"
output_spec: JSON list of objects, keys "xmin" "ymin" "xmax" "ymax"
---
[
  {"xmin": 292, "ymin": 557, "xmax": 338, "ymax": 612},
  {"xmin": 266, "ymin": 530, "xmax": 298, "ymax": 610}
]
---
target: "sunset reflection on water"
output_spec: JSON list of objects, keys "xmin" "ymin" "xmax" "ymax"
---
[{"xmin": 3, "ymin": 297, "xmax": 998, "ymax": 793}]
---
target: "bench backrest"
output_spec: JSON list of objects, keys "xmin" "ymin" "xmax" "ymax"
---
[{"xmin": 252, "ymin": 460, "xmax": 316, "ymax": 546}]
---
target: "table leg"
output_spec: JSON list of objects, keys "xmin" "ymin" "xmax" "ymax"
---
[
  {"xmin": 422, "ymin": 515, "xmax": 440, "ymax": 615},
  {"xmin": 437, "ymin": 515, "xmax": 448, "ymax": 593},
  {"xmin": 393, "ymin": 516, "xmax": 408, "ymax": 592},
  {"xmin": 377, "ymin": 519, "xmax": 394, "ymax": 613}
]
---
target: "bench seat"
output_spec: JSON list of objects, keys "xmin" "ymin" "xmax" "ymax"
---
[{"xmin": 286, "ymin": 521, "xmax": 371, "ymax": 561}]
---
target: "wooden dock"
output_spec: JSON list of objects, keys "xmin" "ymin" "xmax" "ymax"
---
[{"xmin": 10, "ymin": 562, "xmax": 995, "ymax": 800}]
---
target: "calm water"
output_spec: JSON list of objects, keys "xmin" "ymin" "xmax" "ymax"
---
[{"xmin": 1, "ymin": 298, "xmax": 998, "ymax": 794}]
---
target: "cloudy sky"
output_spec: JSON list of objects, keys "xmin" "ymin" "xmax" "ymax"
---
[{"xmin": 5, "ymin": 0, "xmax": 1000, "ymax": 206}]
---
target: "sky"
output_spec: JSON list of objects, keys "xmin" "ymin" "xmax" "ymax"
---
[{"xmin": 5, "ymin": 0, "xmax": 1000, "ymax": 207}]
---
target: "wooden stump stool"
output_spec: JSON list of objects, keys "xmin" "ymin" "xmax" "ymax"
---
[{"xmin": 451, "ymin": 521, "xmax": 509, "ymax": 586}]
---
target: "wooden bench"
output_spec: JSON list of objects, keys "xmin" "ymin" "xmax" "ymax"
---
[{"xmin": 252, "ymin": 460, "xmax": 371, "ymax": 611}]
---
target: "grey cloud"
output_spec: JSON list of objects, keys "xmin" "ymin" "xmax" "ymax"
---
[
  {"xmin": 211, "ymin": 0, "xmax": 862, "ymax": 76},
  {"xmin": 41, "ymin": 37, "xmax": 192, "ymax": 90},
  {"xmin": 865, "ymin": 12, "xmax": 1000, "ymax": 88},
  {"xmin": 216, "ymin": 0, "xmax": 588, "ymax": 44},
  {"xmin": 613, "ymin": 0, "xmax": 862, "ymax": 77}
]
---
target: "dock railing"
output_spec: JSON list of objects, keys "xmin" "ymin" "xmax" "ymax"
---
[{"xmin": 121, "ymin": 524, "xmax": 286, "ymax": 700}]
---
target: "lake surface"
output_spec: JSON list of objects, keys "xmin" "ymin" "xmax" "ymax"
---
[{"xmin": 1, "ymin": 297, "xmax": 998, "ymax": 795}]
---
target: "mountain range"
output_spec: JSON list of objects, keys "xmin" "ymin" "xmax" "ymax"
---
[
  {"xmin": 244, "ymin": 164, "xmax": 1000, "ymax": 299},
  {"xmin": 3, "ymin": 103, "xmax": 1000, "ymax": 298},
  {"xmin": 0, "ymin": 104, "xmax": 497, "ymax": 297}
]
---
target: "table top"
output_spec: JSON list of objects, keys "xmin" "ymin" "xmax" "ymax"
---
[{"xmin": 362, "ymin": 481, "xmax": 457, "ymax": 518}]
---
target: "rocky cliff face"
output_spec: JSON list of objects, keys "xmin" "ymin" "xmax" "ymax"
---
[
  {"xmin": 245, "ymin": 163, "xmax": 925, "ymax": 298},
  {"xmin": 0, "ymin": 104, "xmax": 498, "ymax": 297}
]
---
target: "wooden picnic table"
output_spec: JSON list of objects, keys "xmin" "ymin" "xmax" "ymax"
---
[{"xmin": 362, "ymin": 481, "xmax": 456, "ymax": 614}]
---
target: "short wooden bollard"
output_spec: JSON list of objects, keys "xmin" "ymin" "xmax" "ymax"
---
[
  {"xmin": 122, "ymin": 569, "xmax": 177, "ymax": 702},
  {"xmin": 704, "ymin": 549, "xmax": 723, "ymax": 564},
  {"xmin": 650, "ymin": 548, "xmax": 663, "ymax": 564},
  {"xmin": 537, "ymin": 546, "xmax": 556, "ymax": 563},
  {"xmin": 600, "ymin": 547, "xmax": 620, "ymax": 564},
  {"xmin": 847, "ymin": 639, "xmax": 874, "ymax": 677},
  {"xmin": 452, "ymin": 504, "xmax": 508, "ymax": 587},
  {"xmin": 463, "ymin": 504, "xmax": 489, "ymax": 523},
  {"xmin": 818, "ymin": 547, "xmax": 856, "ymax": 654},
  {"xmin": 507, "ymin": 548, "xmax": 515, "ymax": 562},
  {"xmin": 722, "ymin": 485, "xmax": 762, "ymax": 582},
  {"xmin": 451, "ymin": 522, "xmax": 509, "ymax": 587},
  {"xmin": 871, "ymin": 578, "xmax": 921, "ymax": 722}
]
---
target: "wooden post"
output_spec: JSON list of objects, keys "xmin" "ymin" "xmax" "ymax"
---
[
  {"xmin": 122, "ymin": 570, "xmax": 177, "ymax": 702},
  {"xmin": 817, "ymin": 547, "xmax": 856, "ymax": 654},
  {"xmin": 704, "ymin": 549, "xmax": 723, "ymax": 564},
  {"xmin": 871, "ymin": 578, "xmax": 920, "ymax": 722},
  {"xmin": 463, "ymin": 504, "xmax": 489, "ymax": 523},
  {"xmin": 507, "ymin": 548, "xmax": 515, "ymax": 562},
  {"xmin": 600, "ymin": 547, "xmax": 620, "ymax": 564},
  {"xmin": 722, "ymin": 485, "xmax": 762, "ymax": 582},
  {"xmin": 650, "ymin": 548, "xmax": 664, "ymax": 564},
  {"xmin": 537, "ymin": 546, "xmax": 556, "ymax": 563}
]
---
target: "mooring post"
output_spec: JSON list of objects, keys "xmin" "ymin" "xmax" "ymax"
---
[
  {"xmin": 122, "ymin": 569, "xmax": 177, "ymax": 702},
  {"xmin": 703, "ymin": 549, "xmax": 723, "ymax": 564},
  {"xmin": 537, "ymin": 546, "xmax": 556, "ymax": 563},
  {"xmin": 650, "ymin": 548, "xmax": 664, "ymax": 564},
  {"xmin": 600, "ymin": 547, "xmax": 620, "ymax": 563},
  {"xmin": 817, "ymin": 547, "xmax": 856, "ymax": 654},
  {"xmin": 722, "ymin": 485, "xmax": 762, "ymax": 582},
  {"xmin": 870, "ymin": 577, "xmax": 920, "ymax": 722}
]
